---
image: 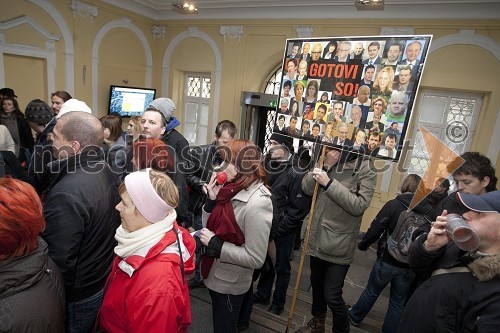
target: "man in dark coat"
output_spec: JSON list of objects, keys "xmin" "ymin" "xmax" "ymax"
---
[
  {"xmin": 185, "ymin": 120, "xmax": 237, "ymax": 288},
  {"xmin": 254, "ymin": 133, "xmax": 312, "ymax": 315},
  {"xmin": 398, "ymin": 191, "xmax": 500, "ymax": 332},
  {"xmin": 42, "ymin": 111, "xmax": 120, "ymax": 333}
]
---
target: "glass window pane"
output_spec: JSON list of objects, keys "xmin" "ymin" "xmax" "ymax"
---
[
  {"xmin": 265, "ymin": 67, "xmax": 283, "ymax": 95},
  {"xmin": 185, "ymin": 102, "xmax": 199, "ymax": 122},
  {"xmin": 184, "ymin": 123, "xmax": 197, "ymax": 144},
  {"xmin": 199, "ymin": 103, "xmax": 209, "ymax": 126},
  {"xmin": 187, "ymin": 76, "xmax": 201, "ymax": 97},
  {"xmin": 197, "ymin": 125, "xmax": 208, "ymax": 146},
  {"xmin": 202, "ymin": 78, "xmax": 211, "ymax": 98}
]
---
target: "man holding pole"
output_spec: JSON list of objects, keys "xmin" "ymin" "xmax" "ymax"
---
[{"xmin": 295, "ymin": 147, "xmax": 376, "ymax": 333}]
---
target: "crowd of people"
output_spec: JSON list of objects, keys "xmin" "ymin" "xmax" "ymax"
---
[{"xmin": 1, "ymin": 87, "xmax": 499, "ymax": 333}]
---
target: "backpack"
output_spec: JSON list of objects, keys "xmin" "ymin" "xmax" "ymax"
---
[{"xmin": 386, "ymin": 204, "xmax": 430, "ymax": 263}]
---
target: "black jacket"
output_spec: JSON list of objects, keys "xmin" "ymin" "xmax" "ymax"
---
[
  {"xmin": 398, "ymin": 236, "xmax": 500, "ymax": 332},
  {"xmin": 42, "ymin": 149, "xmax": 121, "ymax": 302},
  {"xmin": 358, "ymin": 192, "xmax": 435, "ymax": 268},
  {"xmin": 267, "ymin": 154, "xmax": 311, "ymax": 238},
  {"xmin": 0, "ymin": 238, "xmax": 65, "ymax": 332},
  {"xmin": 435, "ymin": 191, "xmax": 470, "ymax": 217},
  {"xmin": 161, "ymin": 128, "xmax": 190, "ymax": 224},
  {"xmin": 0, "ymin": 150, "xmax": 33, "ymax": 184},
  {"xmin": 186, "ymin": 142, "xmax": 221, "ymax": 213}
]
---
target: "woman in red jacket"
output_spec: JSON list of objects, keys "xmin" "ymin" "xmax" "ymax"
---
[{"xmin": 98, "ymin": 168, "xmax": 195, "ymax": 332}]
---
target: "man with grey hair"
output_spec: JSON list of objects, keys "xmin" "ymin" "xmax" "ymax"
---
[
  {"xmin": 43, "ymin": 111, "xmax": 121, "ymax": 333},
  {"xmin": 335, "ymin": 41, "xmax": 352, "ymax": 63}
]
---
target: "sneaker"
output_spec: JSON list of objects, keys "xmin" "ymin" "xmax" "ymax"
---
[
  {"xmin": 347, "ymin": 308, "xmax": 361, "ymax": 327},
  {"xmin": 188, "ymin": 278, "xmax": 205, "ymax": 289}
]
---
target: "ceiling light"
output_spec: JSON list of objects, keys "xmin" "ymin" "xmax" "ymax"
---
[
  {"xmin": 355, "ymin": 0, "xmax": 384, "ymax": 10},
  {"xmin": 172, "ymin": 2, "xmax": 198, "ymax": 14}
]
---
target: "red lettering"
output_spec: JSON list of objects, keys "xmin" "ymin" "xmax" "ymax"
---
[
  {"xmin": 317, "ymin": 64, "xmax": 326, "ymax": 77},
  {"xmin": 343, "ymin": 83, "xmax": 355, "ymax": 96},
  {"xmin": 345, "ymin": 64, "xmax": 359, "ymax": 79},
  {"xmin": 309, "ymin": 63, "xmax": 318, "ymax": 77},
  {"xmin": 334, "ymin": 82, "xmax": 344, "ymax": 95}
]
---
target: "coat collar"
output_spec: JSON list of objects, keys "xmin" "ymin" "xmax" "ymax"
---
[
  {"xmin": 232, "ymin": 181, "xmax": 270, "ymax": 203},
  {"xmin": 467, "ymin": 252, "xmax": 500, "ymax": 281}
]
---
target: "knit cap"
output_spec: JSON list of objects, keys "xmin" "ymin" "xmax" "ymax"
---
[
  {"xmin": 24, "ymin": 99, "xmax": 54, "ymax": 125},
  {"xmin": 147, "ymin": 98, "xmax": 176, "ymax": 123},
  {"xmin": 57, "ymin": 99, "xmax": 92, "ymax": 119}
]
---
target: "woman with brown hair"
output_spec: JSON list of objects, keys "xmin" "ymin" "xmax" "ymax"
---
[
  {"xmin": 0, "ymin": 96, "xmax": 34, "ymax": 163},
  {"xmin": 371, "ymin": 96, "xmax": 388, "ymax": 117},
  {"xmin": 199, "ymin": 140, "xmax": 273, "ymax": 333},
  {"xmin": 0, "ymin": 178, "xmax": 65, "ymax": 332},
  {"xmin": 100, "ymin": 114, "xmax": 129, "ymax": 179}
]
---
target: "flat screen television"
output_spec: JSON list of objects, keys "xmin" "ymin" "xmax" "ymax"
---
[{"xmin": 108, "ymin": 85, "xmax": 156, "ymax": 117}]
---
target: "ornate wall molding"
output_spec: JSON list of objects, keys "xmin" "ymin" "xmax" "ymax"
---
[
  {"xmin": 380, "ymin": 27, "xmax": 415, "ymax": 35},
  {"xmin": 430, "ymin": 29, "xmax": 500, "ymax": 61},
  {"xmin": 71, "ymin": 0, "xmax": 98, "ymax": 20},
  {"xmin": 152, "ymin": 25, "xmax": 166, "ymax": 39},
  {"xmin": 296, "ymin": 26, "xmax": 314, "ymax": 38},
  {"xmin": 220, "ymin": 26, "xmax": 244, "ymax": 41}
]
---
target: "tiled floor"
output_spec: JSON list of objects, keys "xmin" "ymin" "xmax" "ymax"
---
[{"xmin": 189, "ymin": 242, "xmax": 389, "ymax": 332}]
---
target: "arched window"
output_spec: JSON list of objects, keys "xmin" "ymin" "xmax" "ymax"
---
[{"xmin": 263, "ymin": 64, "xmax": 283, "ymax": 94}]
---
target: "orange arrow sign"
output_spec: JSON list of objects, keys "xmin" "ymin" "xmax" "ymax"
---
[{"xmin": 410, "ymin": 125, "xmax": 465, "ymax": 209}]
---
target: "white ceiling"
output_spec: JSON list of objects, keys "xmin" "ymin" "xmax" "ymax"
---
[{"xmin": 100, "ymin": 0, "xmax": 500, "ymax": 20}]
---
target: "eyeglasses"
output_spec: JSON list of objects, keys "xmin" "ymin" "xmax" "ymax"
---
[{"xmin": 311, "ymin": 51, "xmax": 321, "ymax": 54}]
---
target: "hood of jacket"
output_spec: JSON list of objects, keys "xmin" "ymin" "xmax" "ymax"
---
[
  {"xmin": 266, "ymin": 153, "xmax": 304, "ymax": 185},
  {"xmin": 396, "ymin": 192, "xmax": 435, "ymax": 218},
  {"xmin": 165, "ymin": 116, "xmax": 180, "ymax": 132},
  {"xmin": 0, "ymin": 238, "xmax": 49, "ymax": 299},
  {"xmin": 467, "ymin": 253, "xmax": 500, "ymax": 282}
]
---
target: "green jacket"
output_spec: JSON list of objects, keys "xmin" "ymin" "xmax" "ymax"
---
[{"xmin": 302, "ymin": 157, "xmax": 376, "ymax": 265}]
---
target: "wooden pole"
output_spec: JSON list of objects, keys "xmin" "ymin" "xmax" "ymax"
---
[{"xmin": 285, "ymin": 143, "xmax": 327, "ymax": 332}]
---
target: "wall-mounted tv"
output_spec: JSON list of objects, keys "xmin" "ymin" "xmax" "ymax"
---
[{"xmin": 108, "ymin": 85, "xmax": 156, "ymax": 117}]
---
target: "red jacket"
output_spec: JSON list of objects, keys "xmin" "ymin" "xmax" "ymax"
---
[{"xmin": 99, "ymin": 226, "xmax": 195, "ymax": 333}]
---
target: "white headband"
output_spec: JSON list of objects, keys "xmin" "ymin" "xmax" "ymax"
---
[{"xmin": 124, "ymin": 169, "xmax": 174, "ymax": 223}]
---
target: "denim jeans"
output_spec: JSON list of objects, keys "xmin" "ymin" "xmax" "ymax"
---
[
  {"xmin": 310, "ymin": 256, "xmax": 350, "ymax": 333},
  {"xmin": 67, "ymin": 288, "xmax": 104, "ymax": 333},
  {"xmin": 349, "ymin": 258, "xmax": 415, "ymax": 333},
  {"xmin": 255, "ymin": 232, "xmax": 296, "ymax": 309},
  {"xmin": 209, "ymin": 289, "xmax": 245, "ymax": 333}
]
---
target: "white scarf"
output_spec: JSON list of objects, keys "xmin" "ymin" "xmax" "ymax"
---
[{"xmin": 114, "ymin": 210, "xmax": 176, "ymax": 259}]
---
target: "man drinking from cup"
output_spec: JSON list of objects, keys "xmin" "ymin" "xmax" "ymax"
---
[{"xmin": 398, "ymin": 191, "xmax": 500, "ymax": 332}]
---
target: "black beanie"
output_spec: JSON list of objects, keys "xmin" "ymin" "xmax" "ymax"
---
[
  {"xmin": 24, "ymin": 99, "xmax": 54, "ymax": 125},
  {"xmin": 270, "ymin": 132, "xmax": 294, "ymax": 153}
]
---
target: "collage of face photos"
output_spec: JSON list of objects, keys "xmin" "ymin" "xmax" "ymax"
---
[{"xmin": 275, "ymin": 35, "xmax": 432, "ymax": 162}]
